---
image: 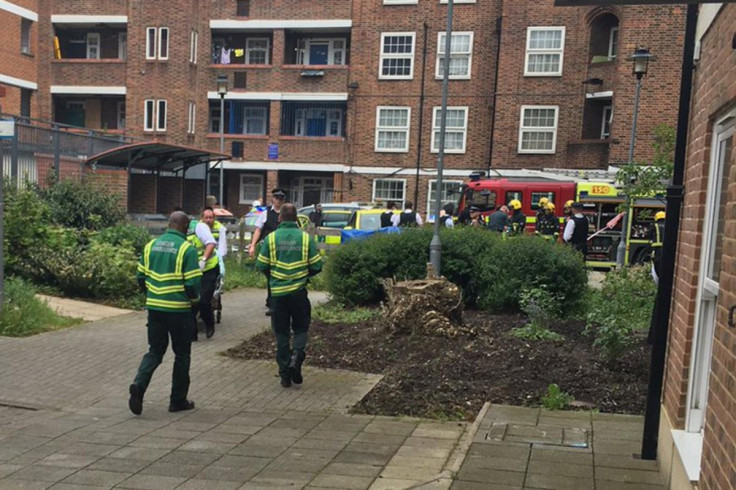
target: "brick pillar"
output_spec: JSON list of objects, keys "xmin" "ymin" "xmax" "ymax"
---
[
  {"xmin": 269, "ymin": 100, "xmax": 281, "ymax": 138},
  {"xmin": 266, "ymin": 170, "xmax": 279, "ymax": 197},
  {"xmin": 271, "ymin": 29, "xmax": 285, "ymax": 66},
  {"xmin": 333, "ymin": 171, "xmax": 344, "ymax": 202}
]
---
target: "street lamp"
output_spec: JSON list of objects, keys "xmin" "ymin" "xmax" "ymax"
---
[
  {"xmin": 616, "ymin": 47, "xmax": 655, "ymax": 267},
  {"xmin": 216, "ymin": 74, "xmax": 228, "ymax": 206}
]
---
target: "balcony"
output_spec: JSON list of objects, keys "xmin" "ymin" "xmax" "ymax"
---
[
  {"xmin": 51, "ymin": 59, "xmax": 126, "ymax": 86},
  {"xmin": 566, "ymin": 139, "xmax": 610, "ymax": 169},
  {"xmin": 53, "ymin": 26, "xmax": 127, "ymax": 61},
  {"xmin": 52, "ymin": 95, "xmax": 126, "ymax": 131}
]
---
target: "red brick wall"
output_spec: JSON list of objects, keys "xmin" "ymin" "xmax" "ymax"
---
[
  {"xmin": 209, "ymin": 0, "xmax": 351, "ymax": 21},
  {"xmin": 665, "ymin": 6, "xmax": 736, "ymax": 490},
  {"xmin": 0, "ymin": 3, "xmax": 39, "ymax": 117}
]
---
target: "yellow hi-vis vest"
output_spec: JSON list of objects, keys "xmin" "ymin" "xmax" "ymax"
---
[{"xmin": 187, "ymin": 221, "xmax": 222, "ymax": 272}]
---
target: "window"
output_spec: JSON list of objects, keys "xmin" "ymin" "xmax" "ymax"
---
[
  {"xmin": 246, "ymin": 38, "xmax": 269, "ymax": 64},
  {"xmin": 601, "ymin": 106, "xmax": 612, "ymax": 139},
  {"xmin": 187, "ymin": 102, "xmax": 196, "ymax": 134},
  {"xmin": 239, "ymin": 174, "xmax": 263, "ymax": 204},
  {"xmin": 436, "ymin": 32, "xmax": 473, "ymax": 79},
  {"xmin": 298, "ymin": 39, "xmax": 346, "ymax": 66},
  {"xmin": 525, "ymin": 27, "xmax": 565, "ymax": 76},
  {"xmin": 20, "ymin": 89, "xmax": 31, "ymax": 117},
  {"xmin": 431, "ymin": 106, "xmax": 468, "ymax": 153},
  {"xmin": 427, "ymin": 180, "xmax": 463, "ymax": 218},
  {"xmin": 117, "ymin": 101, "xmax": 126, "ymax": 129},
  {"xmin": 86, "ymin": 33, "xmax": 100, "ymax": 60},
  {"xmin": 209, "ymin": 105, "xmax": 221, "ymax": 133},
  {"xmin": 519, "ymin": 106, "xmax": 558, "ymax": 153},
  {"xmin": 608, "ymin": 27, "xmax": 619, "ymax": 59},
  {"xmin": 20, "ymin": 19, "xmax": 31, "ymax": 54},
  {"xmin": 380, "ymin": 33, "xmax": 415, "ymax": 79},
  {"xmin": 144, "ymin": 99, "xmax": 167, "ymax": 132},
  {"xmin": 158, "ymin": 27, "xmax": 169, "ymax": 60},
  {"xmin": 244, "ymin": 106, "xmax": 267, "ymax": 134},
  {"xmin": 375, "ymin": 106, "xmax": 410, "ymax": 152},
  {"xmin": 118, "ymin": 32, "xmax": 127, "ymax": 60},
  {"xmin": 236, "ymin": 0, "xmax": 250, "ymax": 16},
  {"xmin": 440, "ymin": 0, "xmax": 476, "ymax": 3},
  {"xmin": 505, "ymin": 191, "xmax": 522, "ymax": 205},
  {"xmin": 373, "ymin": 179, "xmax": 406, "ymax": 208},
  {"xmin": 147, "ymin": 27, "xmax": 168, "ymax": 60},
  {"xmin": 190, "ymin": 30, "xmax": 198, "ymax": 63},
  {"xmin": 531, "ymin": 192, "xmax": 555, "ymax": 210},
  {"xmin": 383, "ymin": 0, "xmax": 418, "ymax": 4}
]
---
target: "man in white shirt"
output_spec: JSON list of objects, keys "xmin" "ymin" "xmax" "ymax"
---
[
  {"xmin": 563, "ymin": 202, "xmax": 589, "ymax": 256},
  {"xmin": 391, "ymin": 201, "xmax": 423, "ymax": 227}
]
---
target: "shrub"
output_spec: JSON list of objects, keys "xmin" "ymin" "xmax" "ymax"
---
[
  {"xmin": 41, "ymin": 177, "xmax": 126, "ymax": 230},
  {"xmin": 2, "ymin": 182, "xmax": 51, "ymax": 276},
  {"xmin": 541, "ymin": 383, "xmax": 574, "ymax": 411},
  {"xmin": 586, "ymin": 265, "xmax": 656, "ymax": 362},
  {"xmin": 510, "ymin": 286, "xmax": 564, "ymax": 341},
  {"xmin": 95, "ymin": 224, "xmax": 151, "ymax": 256},
  {"xmin": 0, "ymin": 277, "xmax": 81, "ymax": 337},
  {"xmin": 313, "ymin": 302, "xmax": 379, "ymax": 324}
]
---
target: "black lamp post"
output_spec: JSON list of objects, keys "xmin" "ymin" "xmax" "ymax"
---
[{"xmin": 216, "ymin": 75, "xmax": 228, "ymax": 206}]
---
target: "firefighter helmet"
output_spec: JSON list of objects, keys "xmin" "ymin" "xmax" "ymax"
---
[
  {"xmin": 538, "ymin": 197, "xmax": 549, "ymax": 208},
  {"xmin": 509, "ymin": 199, "xmax": 522, "ymax": 210},
  {"xmin": 546, "ymin": 203, "xmax": 556, "ymax": 212},
  {"xmin": 564, "ymin": 200, "xmax": 574, "ymax": 209},
  {"xmin": 655, "ymin": 211, "xmax": 666, "ymax": 221}
]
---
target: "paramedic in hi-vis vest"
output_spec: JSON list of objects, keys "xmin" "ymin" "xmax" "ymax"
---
[{"xmin": 188, "ymin": 207, "xmax": 221, "ymax": 339}]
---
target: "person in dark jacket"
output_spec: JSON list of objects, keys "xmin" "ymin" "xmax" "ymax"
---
[
  {"xmin": 535, "ymin": 197, "xmax": 549, "ymax": 233},
  {"xmin": 439, "ymin": 203, "xmax": 455, "ymax": 228},
  {"xmin": 487, "ymin": 205, "xmax": 509, "ymax": 233},
  {"xmin": 308, "ymin": 203, "xmax": 323, "ymax": 227},
  {"xmin": 381, "ymin": 201, "xmax": 397, "ymax": 227},
  {"xmin": 537, "ymin": 203, "xmax": 560, "ymax": 240},
  {"xmin": 392, "ymin": 201, "xmax": 423, "ymax": 227},
  {"xmin": 563, "ymin": 202, "xmax": 589, "ymax": 256}
]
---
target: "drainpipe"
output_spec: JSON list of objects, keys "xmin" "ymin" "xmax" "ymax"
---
[
  {"xmin": 640, "ymin": 4, "xmax": 698, "ymax": 461},
  {"xmin": 487, "ymin": 16, "xmax": 502, "ymax": 173},
  {"xmin": 414, "ymin": 22, "xmax": 429, "ymax": 205}
]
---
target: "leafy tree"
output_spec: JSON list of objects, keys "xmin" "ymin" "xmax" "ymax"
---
[{"xmin": 615, "ymin": 124, "xmax": 675, "ymax": 202}]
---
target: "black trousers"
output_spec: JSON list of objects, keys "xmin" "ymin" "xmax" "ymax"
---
[
  {"xmin": 133, "ymin": 310, "xmax": 194, "ymax": 403},
  {"xmin": 271, "ymin": 288, "xmax": 311, "ymax": 377},
  {"xmin": 197, "ymin": 267, "xmax": 219, "ymax": 328}
]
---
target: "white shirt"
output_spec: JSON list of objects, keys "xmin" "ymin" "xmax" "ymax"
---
[
  {"xmin": 563, "ymin": 213, "xmax": 584, "ymax": 242},
  {"xmin": 217, "ymin": 223, "xmax": 228, "ymax": 257},
  {"xmin": 195, "ymin": 222, "xmax": 217, "ymax": 248},
  {"xmin": 391, "ymin": 209, "xmax": 423, "ymax": 227},
  {"xmin": 254, "ymin": 205, "xmax": 281, "ymax": 230}
]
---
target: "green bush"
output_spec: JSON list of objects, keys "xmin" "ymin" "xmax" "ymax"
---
[
  {"xmin": 325, "ymin": 228, "xmax": 587, "ymax": 313},
  {"xmin": 313, "ymin": 302, "xmax": 379, "ymax": 324},
  {"xmin": 510, "ymin": 286, "xmax": 565, "ymax": 341},
  {"xmin": 586, "ymin": 265, "xmax": 656, "ymax": 362},
  {"xmin": 41, "ymin": 177, "xmax": 126, "ymax": 230},
  {"xmin": 0, "ymin": 277, "xmax": 81, "ymax": 337},
  {"xmin": 3, "ymin": 182, "xmax": 51, "ymax": 277},
  {"xmin": 95, "ymin": 224, "xmax": 151, "ymax": 255},
  {"xmin": 541, "ymin": 383, "xmax": 573, "ymax": 411}
]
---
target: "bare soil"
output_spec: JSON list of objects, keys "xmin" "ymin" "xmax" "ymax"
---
[{"xmin": 225, "ymin": 310, "xmax": 650, "ymax": 421}]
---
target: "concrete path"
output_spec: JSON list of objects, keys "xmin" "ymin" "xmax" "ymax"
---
[{"xmin": 36, "ymin": 295, "xmax": 133, "ymax": 322}]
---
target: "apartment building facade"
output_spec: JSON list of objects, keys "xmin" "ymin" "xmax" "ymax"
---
[
  {"xmin": 0, "ymin": 0, "xmax": 685, "ymax": 216},
  {"xmin": 0, "ymin": 0, "xmax": 39, "ymax": 117}
]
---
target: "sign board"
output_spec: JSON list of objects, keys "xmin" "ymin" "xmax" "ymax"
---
[
  {"xmin": 0, "ymin": 119, "xmax": 15, "ymax": 139},
  {"xmin": 268, "ymin": 143, "xmax": 278, "ymax": 160},
  {"xmin": 555, "ymin": 0, "xmax": 732, "ymax": 4}
]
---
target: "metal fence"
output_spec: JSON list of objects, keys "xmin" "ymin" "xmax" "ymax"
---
[{"xmin": 0, "ymin": 114, "xmax": 142, "ymax": 187}]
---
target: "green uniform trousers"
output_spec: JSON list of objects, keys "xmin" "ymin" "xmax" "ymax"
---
[
  {"xmin": 134, "ymin": 310, "xmax": 194, "ymax": 404},
  {"xmin": 271, "ymin": 288, "xmax": 311, "ymax": 377}
]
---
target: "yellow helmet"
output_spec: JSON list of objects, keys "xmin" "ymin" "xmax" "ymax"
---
[
  {"xmin": 509, "ymin": 199, "xmax": 522, "ymax": 210},
  {"xmin": 564, "ymin": 200, "xmax": 574, "ymax": 209},
  {"xmin": 655, "ymin": 211, "xmax": 666, "ymax": 221},
  {"xmin": 538, "ymin": 197, "xmax": 549, "ymax": 208},
  {"xmin": 546, "ymin": 203, "xmax": 556, "ymax": 212}
]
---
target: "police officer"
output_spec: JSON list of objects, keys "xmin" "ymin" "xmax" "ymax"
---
[
  {"xmin": 508, "ymin": 199, "xmax": 526, "ymax": 236},
  {"xmin": 439, "ymin": 203, "xmax": 455, "ymax": 228},
  {"xmin": 256, "ymin": 204, "xmax": 323, "ymax": 388},
  {"xmin": 537, "ymin": 203, "xmax": 560, "ymax": 240},
  {"xmin": 249, "ymin": 188, "xmax": 287, "ymax": 315},
  {"xmin": 535, "ymin": 197, "xmax": 549, "ymax": 233},
  {"xmin": 392, "ymin": 201, "xmax": 423, "ymax": 227},
  {"xmin": 129, "ymin": 211, "xmax": 201, "ymax": 416},
  {"xmin": 381, "ymin": 201, "xmax": 397, "ymax": 227},
  {"xmin": 648, "ymin": 211, "xmax": 666, "ymax": 284},
  {"xmin": 188, "ymin": 207, "xmax": 221, "ymax": 339},
  {"xmin": 487, "ymin": 205, "xmax": 510, "ymax": 233},
  {"xmin": 563, "ymin": 202, "xmax": 589, "ymax": 256}
]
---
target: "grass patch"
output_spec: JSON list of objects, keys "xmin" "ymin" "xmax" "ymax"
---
[
  {"xmin": 0, "ymin": 278, "xmax": 82, "ymax": 337},
  {"xmin": 223, "ymin": 256, "xmax": 327, "ymax": 292},
  {"xmin": 313, "ymin": 302, "xmax": 379, "ymax": 324}
]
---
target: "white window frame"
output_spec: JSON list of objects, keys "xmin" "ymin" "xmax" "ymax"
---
[
  {"xmin": 246, "ymin": 37, "xmax": 270, "ymax": 65},
  {"xmin": 118, "ymin": 32, "xmax": 127, "ymax": 60},
  {"xmin": 383, "ymin": 0, "xmax": 418, "ymax": 4},
  {"xmin": 243, "ymin": 106, "xmax": 267, "ymax": 135},
  {"xmin": 156, "ymin": 99, "xmax": 167, "ymax": 131},
  {"xmin": 440, "ymin": 0, "xmax": 476, "ymax": 4},
  {"xmin": 158, "ymin": 27, "xmax": 169, "ymax": 60},
  {"xmin": 608, "ymin": 27, "xmax": 619, "ymax": 60},
  {"xmin": 239, "ymin": 174, "xmax": 264, "ymax": 204},
  {"xmin": 375, "ymin": 106, "xmax": 411, "ymax": 153},
  {"xmin": 435, "ymin": 32, "xmax": 473, "ymax": 80},
  {"xmin": 146, "ymin": 27, "xmax": 157, "ymax": 60},
  {"xmin": 372, "ymin": 178, "xmax": 407, "ymax": 208},
  {"xmin": 601, "ymin": 105, "xmax": 612, "ymax": 139},
  {"xmin": 524, "ymin": 26, "xmax": 565, "ymax": 77},
  {"xmin": 116, "ymin": 101, "xmax": 125, "ymax": 129},
  {"xmin": 187, "ymin": 101, "xmax": 196, "ymax": 134},
  {"xmin": 518, "ymin": 105, "xmax": 559, "ymax": 154},
  {"xmin": 144, "ymin": 99, "xmax": 155, "ymax": 131},
  {"xmin": 427, "ymin": 179, "xmax": 463, "ymax": 218},
  {"xmin": 379, "ymin": 32, "xmax": 416, "ymax": 80},
  {"xmin": 294, "ymin": 108, "xmax": 343, "ymax": 137},
  {"xmin": 20, "ymin": 18, "xmax": 32, "ymax": 55},
  {"xmin": 86, "ymin": 32, "xmax": 100, "ymax": 60},
  {"xmin": 300, "ymin": 38, "xmax": 346, "ymax": 66},
  {"xmin": 189, "ymin": 30, "xmax": 198, "ymax": 63},
  {"xmin": 431, "ymin": 106, "xmax": 468, "ymax": 154}
]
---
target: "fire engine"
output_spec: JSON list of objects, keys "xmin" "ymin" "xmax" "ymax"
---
[{"xmin": 454, "ymin": 172, "xmax": 664, "ymax": 268}]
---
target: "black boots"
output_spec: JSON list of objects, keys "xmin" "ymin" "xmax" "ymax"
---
[
  {"xmin": 128, "ymin": 384, "xmax": 143, "ymax": 416},
  {"xmin": 289, "ymin": 350, "xmax": 305, "ymax": 385},
  {"xmin": 205, "ymin": 324, "xmax": 215, "ymax": 339},
  {"xmin": 169, "ymin": 400, "xmax": 195, "ymax": 412}
]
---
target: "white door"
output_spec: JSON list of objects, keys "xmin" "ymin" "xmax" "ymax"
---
[
  {"xmin": 87, "ymin": 33, "xmax": 100, "ymax": 59},
  {"xmin": 686, "ymin": 113, "xmax": 735, "ymax": 432}
]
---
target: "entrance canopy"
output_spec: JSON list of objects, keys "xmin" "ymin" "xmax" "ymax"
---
[{"xmin": 87, "ymin": 141, "xmax": 229, "ymax": 173}]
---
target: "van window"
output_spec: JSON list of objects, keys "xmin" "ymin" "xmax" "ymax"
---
[
  {"xmin": 465, "ymin": 189, "xmax": 497, "ymax": 212},
  {"xmin": 505, "ymin": 191, "xmax": 522, "ymax": 205},
  {"xmin": 531, "ymin": 192, "xmax": 555, "ymax": 210}
]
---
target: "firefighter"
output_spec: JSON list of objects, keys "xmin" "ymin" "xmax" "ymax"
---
[
  {"xmin": 563, "ymin": 200, "xmax": 574, "ymax": 221},
  {"xmin": 648, "ymin": 211, "xmax": 666, "ymax": 284},
  {"xmin": 508, "ymin": 199, "xmax": 526, "ymax": 236},
  {"xmin": 538, "ymin": 203, "xmax": 560, "ymax": 241},
  {"xmin": 535, "ymin": 197, "xmax": 549, "ymax": 233},
  {"xmin": 563, "ymin": 202, "xmax": 589, "ymax": 256}
]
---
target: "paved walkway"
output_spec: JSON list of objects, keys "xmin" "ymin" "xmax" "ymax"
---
[
  {"xmin": 0, "ymin": 289, "xmax": 664, "ymax": 489},
  {"xmin": 36, "ymin": 295, "xmax": 133, "ymax": 322}
]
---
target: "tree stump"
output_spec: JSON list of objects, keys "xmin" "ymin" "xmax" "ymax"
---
[{"xmin": 381, "ymin": 267, "xmax": 471, "ymax": 338}]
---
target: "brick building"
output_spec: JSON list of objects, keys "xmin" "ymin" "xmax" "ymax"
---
[
  {"xmin": 0, "ymin": 0, "xmax": 685, "ymax": 216},
  {"xmin": 0, "ymin": 0, "xmax": 38, "ymax": 117},
  {"xmin": 658, "ymin": 4, "xmax": 736, "ymax": 490}
]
